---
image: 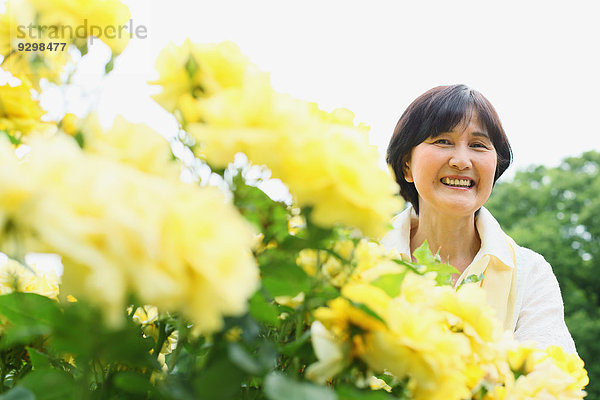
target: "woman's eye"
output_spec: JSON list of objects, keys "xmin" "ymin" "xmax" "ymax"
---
[
  {"xmin": 471, "ymin": 142, "xmax": 490, "ymax": 149},
  {"xmin": 433, "ymin": 139, "xmax": 450, "ymax": 145}
]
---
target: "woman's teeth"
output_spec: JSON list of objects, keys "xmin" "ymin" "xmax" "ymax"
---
[{"xmin": 441, "ymin": 178, "xmax": 473, "ymax": 187}]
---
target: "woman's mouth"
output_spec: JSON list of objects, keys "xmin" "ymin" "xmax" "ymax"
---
[{"xmin": 440, "ymin": 177, "xmax": 474, "ymax": 188}]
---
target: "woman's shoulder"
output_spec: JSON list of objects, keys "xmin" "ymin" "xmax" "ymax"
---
[
  {"xmin": 509, "ymin": 238, "xmax": 568, "ymax": 334},
  {"xmin": 480, "ymin": 208, "xmax": 547, "ymax": 268},
  {"xmin": 504, "ymin": 236, "xmax": 561, "ymax": 296},
  {"xmin": 508, "ymin": 237, "xmax": 555, "ymax": 277}
]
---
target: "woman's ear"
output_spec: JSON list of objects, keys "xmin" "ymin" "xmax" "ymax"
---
[{"xmin": 403, "ymin": 160, "xmax": 414, "ymax": 183}]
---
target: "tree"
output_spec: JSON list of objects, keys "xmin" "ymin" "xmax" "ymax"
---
[{"xmin": 486, "ymin": 150, "xmax": 600, "ymax": 398}]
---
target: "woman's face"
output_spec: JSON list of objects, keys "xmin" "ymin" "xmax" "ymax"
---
[{"xmin": 404, "ymin": 113, "xmax": 497, "ymax": 217}]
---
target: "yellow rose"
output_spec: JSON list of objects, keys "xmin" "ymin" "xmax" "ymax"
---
[
  {"xmin": 150, "ymin": 40, "xmax": 252, "ymax": 121},
  {"xmin": 368, "ymin": 376, "xmax": 392, "ymax": 392},
  {"xmin": 506, "ymin": 360, "xmax": 586, "ymax": 399},
  {"xmin": 0, "ymin": 11, "xmax": 16, "ymax": 57},
  {"xmin": 1, "ymin": 135, "xmax": 259, "ymax": 333},
  {"xmin": 27, "ymin": 0, "xmax": 132, "ymax": 54},
  {"xmin": 434, "ymin": 284, "xmax": 501, "ymax": 363},
  {"xmin": 155, "ymin": 40, "xmax": 402, "ymax": 237},
  {"xmin": 60, "ymin": 113, "xmax": 79, "ymax": 136},
  {"xmin": 361, "ymin": 302, "xmax": 471, "ymax": 400},
  {"xmin": 273, "ymin": 292, "xmax": 305, "ymax": 309},
  {"xmin": 0, "ymin": 257, "xmax": 60, "ymax": 300},
  {"xmin": 79, "ymin": 114, "xmax": 179, "ymax": 179},
  {"xmin": 533, "ymin": 346, "xmax": 588, "ymax": 392},
  {"xmin": 188, "ymin": 110, "xmax": 402, "ymax": 238},
  {"xmin": 132, "ymin": 304, "xmax": 159, "ymax": 326},
  {"xmin": 305, "ymin": 321, "xmax": 350, "ymax": 384},
  {"xmin": 506, "ymin": 343, "xmax": 537, "ymax": 375},
  {"xmin": 296, "ymin": 249, "xmax": 319, "ymax": 277},
  {"xmin": 1, "ymin": 1, "xmax": 74, "ymax": 88},
  {"xmin": 0, "ymin": 81, "xmax": 50, "ymax": 136},
  {"xmin": 350, "ymin": 240, "xmax": 406, "ymax": 284}
]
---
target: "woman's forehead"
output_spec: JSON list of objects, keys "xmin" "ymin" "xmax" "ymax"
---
[{"xmin": 431, "ymin": 112, "xmax": 489, "ymax": 138}]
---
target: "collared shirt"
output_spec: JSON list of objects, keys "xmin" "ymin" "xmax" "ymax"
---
[{"xmin": 381, "ymin": 205, "xmax": 577, "ymax": 354}]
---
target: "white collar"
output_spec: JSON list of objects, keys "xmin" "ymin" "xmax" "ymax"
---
[{"xmin": 380, "ymin": 204, "xmax": 515, "ymax": 270}]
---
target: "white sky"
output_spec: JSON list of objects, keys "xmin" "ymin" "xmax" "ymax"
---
[{"xmin": 74, "ymin": 0, "xmax": 600, "ymax": 179}]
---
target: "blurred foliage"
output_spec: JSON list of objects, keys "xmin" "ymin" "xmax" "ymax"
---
[
  {"xmin": 0, "ymin": 184, "xmax": 460, "ymax": 399},
  {"xmin": 487, "ymin": 150, "xmax": 600, "ymax": 398}
]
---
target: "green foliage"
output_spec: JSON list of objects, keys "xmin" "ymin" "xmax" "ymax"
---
[
  {"xmin": 0, "ymin": 386, "xmax": 35, "ymax": 399},
  {"xmin": 336, "ymin": 385, "xmax": 399, "ymax": 400},
  {"xmin": 249, "ymin": 292, "xmax": 280, "ymax": 328},
  {"xmin": 0, "ymin": 293, "xmax": 59, "ymax": 348},
  {"xmin": 486, "ymin": 150, "xmax": 600, "ymax": 397},
  {"xmin": 457, "ymin": 273, "xmax": 484, "ymax": 289},
  {"xmin": 258, "ymin": 250, "xmax": 311, "ymax": 298},
  {"xmin": 0, "ymin": 293, "xmax": 159, "ymax": 398},
  {"xmin": 19, "ymin": 369, "xmax": 77, "ymax": 400},
  {"xmin": 413, "ymin": 241, "xmax": 459, "ymax": 285},
  {"xmin": 263, "ymin": 372, "xmax": 337, "ymax": 400},
  {"xmin": 230, "ymin": 169, "xmax": 289, "ymax": 245},
  {"xmin": 0, "ymin": 132, "xmax": 20, "ymax": 146},
  {"xmin": 371, "ymin": 273, "xmax": 407, "ymax": 298}
]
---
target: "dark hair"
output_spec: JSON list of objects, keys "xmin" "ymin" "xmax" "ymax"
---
[{"xmin": 386, "ymin": 84, "xmax": 512, "ymax": 214}]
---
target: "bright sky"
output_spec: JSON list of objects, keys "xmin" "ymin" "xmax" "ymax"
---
[{"xmin": 69, "ymin": 0, "xmax": 600, "ymax": 179}]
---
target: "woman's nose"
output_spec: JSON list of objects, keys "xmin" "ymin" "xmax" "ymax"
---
[{"xmin": 449, "ymin": 146, "xmax": 472, "ymax": 170}]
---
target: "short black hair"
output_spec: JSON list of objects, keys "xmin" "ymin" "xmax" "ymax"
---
[{"xmin": 386, "ymin": 84, "xmax": 512, "ymax": 214}]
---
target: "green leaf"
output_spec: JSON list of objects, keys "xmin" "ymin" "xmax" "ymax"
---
[
  {"xmin": 301, "ymin": 207, "xmax": 337, "ymax": 247},
  {"xmin": 458, "ymin": 273, "xmax": 484, "ymax": 289},
  {"xmin": 279, "ymin": 330, "xmax": 311, "ymax": 356},
  {"xmin": 100, "ymin": 328, "xmax": 156, "ymax": 367},
  {"xmin": 345, "ymin": 299, "xmax": 386, "ymax": 326},
  {"xmin": 19, "ymin": 370, "xmax": 76, "ymax": 400},
  {"xmin": 412, "ymin": 241, "xmax": 436, "ymax": 266},
  {"xmin": 264, "ymin": 372, "xmax": 337, "ymax": 400},
  {"xmin": 0, "ymin": 293, "xmax": 62, "ymax": 326},
  {"xmin": 73, "ymin": 132, "xmax": 84, "ymax": 148},
  {"xmin": 228, "ymin": 343, "xmax": 262, "ymax": 374},
  {"xmin": 305, "ymin": 284, "xmax": 340, "ymax": 309},
  {"xmin": 370, "ymin": 272, "xmax": 407, "ymax": 298},
  {"xmin": 413, "ymin": 241, "xmax": 458, "ymax": 286},
  {"xmin": 26, "ymin": 347, "xmax": 51, "ymax": 370},
  {"xmin": 45, "ymin": 304, "xmax": 95, "ymax": 357},
  {"xmin": 232, "ymin": 174, "xmax": 290, "ymax": 243},
  {"xmin": 336, "ymin": 385, "xmax": 397, "ymax": 400},
  {"xmin": 77, "ymin": 41, "xmax": 88, "ymax": 56},
  {"xmin": 1, "ymin": 325, "xmax": 51, "ymax": 348},
  {"xmin": 0, "ymin": 293, "xmax": 61, "ymax": 348},
  {"xmin": 104, "ymin": 55, "xmax": 115, "ymax": 74},
  {"xmin": 49, "ymin": 301, "xmax": 154, "ymax": 369},
  {"xmin": 0, "ymin": 387, "xmax": 35, "ymax": 400},
  {"xmin": 256, "ymin": 341, "xmax": 278, "ymax": 371},
  {"xmin": 249, "ymin": 291, "xmax": 280, "ymax": 327},
  {"xmin": 193, "ymin": 357, "xmax": 246, "ymax": 400},
  {"xmin": 185, "ymin": 55, "xmax": 199, "ymax": 77},
  {"xmin": 1, "ymin": 130, "xmax": 21, "ymax": 145},
  {"xmin": 259, "ymin": 250, "xmax": 311, "ymax": 297},
  {"xmin": 112, "ymin": 371, "xmax": 154, "ymax": 394}
]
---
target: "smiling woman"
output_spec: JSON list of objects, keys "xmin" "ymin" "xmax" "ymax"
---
[
  {"xmin": 382, "ymin": 84, "xmax": 577, "ymax": 354},
  {"xmin": 404, "ymin": 113, "xmax": 497, "ymax": 219}
]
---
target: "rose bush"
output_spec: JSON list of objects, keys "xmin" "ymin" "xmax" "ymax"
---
[{"xmin": 0, "ymin": 0, "xmax": 589, "ymax": 398}]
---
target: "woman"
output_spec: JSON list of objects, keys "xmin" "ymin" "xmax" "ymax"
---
[{"xmin": 382, "ymin": 84, "xmax": 576, "ymax": 353}]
